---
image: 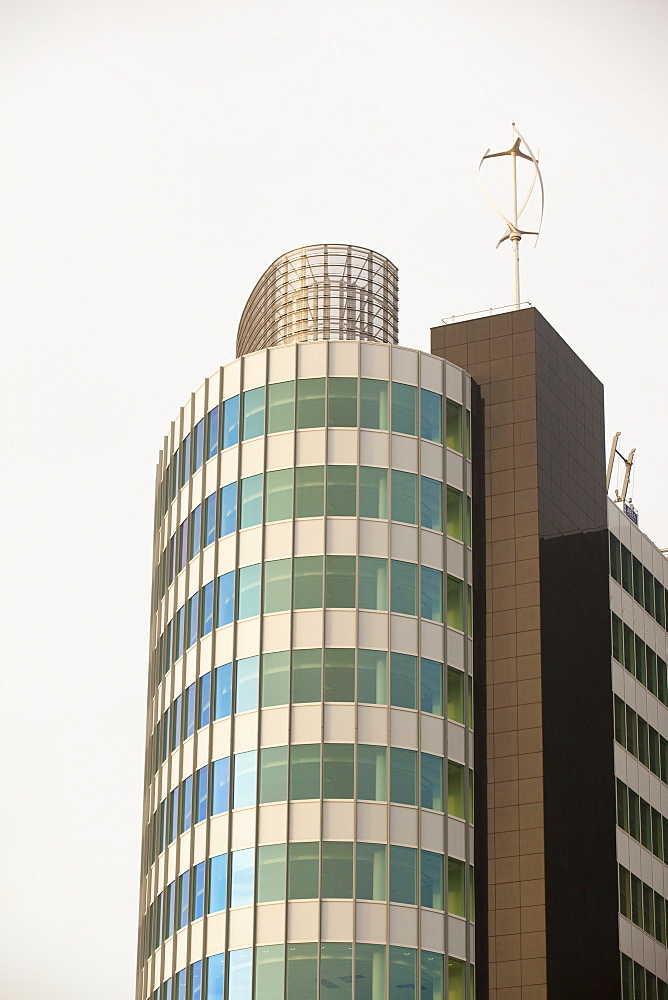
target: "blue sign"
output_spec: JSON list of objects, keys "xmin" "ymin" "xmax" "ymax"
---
[{"xmin": 624, "ymin": 503, "xmax": 639, "ymax": 526}]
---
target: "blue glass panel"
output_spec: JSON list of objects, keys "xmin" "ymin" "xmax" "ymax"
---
[
  {"xmin": 201, "ymin": 582, "xmax": 214, "ymax": 637},
  {"xmin": 175, "ymin": 969, "xmax": 186, "ymax": 1000},
  {"xmin": 231, "ymin": 848, "xmax": 255, "ymax": 908},
  {"xmin": 166, "ymin": 881, "xmax": 175, "ymax": 938},
  {"xmin": 229, "ymin": 949, "xmax": 252, "ymax": 1000},
  {"xmin": 184, "ymin": 684, "xmax": 195, "ymax": 738},
  {"xmin": 238, "ymin": 564, "xmax": 261, "ymax": 620},
  {"xmin": 168, "ymin": 536, "xmax": 176, "ymax": 584},
  {"xmin": 389, "ymin": 946, "xmax": 416, "ymax": 998},
  {"xmin": 181, "ymin": 775, "xmax": 193, "ymax": 832},
  {"xmin": 421, "ymin": 388, "xmax": 443, "ymax": 443},
  {"xmin": 389, "ymin": 847, "xmax": 417, "ymax": 904},
  {"xmin": 171, "ymin": 695, "xmax": 182, "ymax": 751},
  {"xmin": 171, "ymin": 449, "xmax": 179, "ymax": 500},
  {"xmin": 421, "ymin": 476, "xmax": 443, "ymax": 531},
  {"xmin": 175, "ymin": 606, "xmax": 185, "ymax": 660},
  {"xmin": 190, "ymin": 961, "xmax": 202, "ymax": 1000},
  {"xmin": 219, "ymin": 482, "xmax": 237, "ymax": 537},
  {"xmin": 212, "ymin": 757, "xmax": 230, "ymax": 815},
  {"xmin": 193, "ymin": 419, "xmax": 204, "ymax": 472},
  {"xmin": 236, "ymin": 655, "xmax": 259, "ymax": 713},
  {"xmin": 204, "ymin": 493, "xmax": 216, "ymax": 546},
  {"xmin": 421, "ymin": 566, "xmax": 443, "ymax": 623},
  {"xmin": 169, "ymin": 786, "xmax": 179, "ymax": 843},
  {"xmin": 420, "ymin": 658, "xmax": 443, "ymax": 716},
  {"xmin": 208, "ymin": 854, "xmax": 228, "ymax": 913},
  {"xmin": 214, "ymin": 663, "xmax": 232, "ymax": 719},
  {"xmin": 223, "ymin": 395, "xmax": 239, "ymax": 448},
  {"xmin": 216, "ymin": 571, "xmax": 235, "ymax": 626},
  {"xmin": 154, "ymin": 892, "xmax": 162, "ymax": 948},
  {"xmin": 190, "ymin": 504, "xmax": 202, "ymax": 558},
  {"xmin": 198, "ymin": 672, "xmax": 211, "ymax": 728},
  {"xmin": 192, "ymin": 862, "xmax": 205, "ymax": 920},
  {"xmin": 180, "ymin": 434, "xmax": 191, "ymax": 486},
  {"xmin": 187, "ymin": 593, "xmax": 199, "ymax": 648},
  {"xmin": 207, "ymin": 406, "xmax": 219, "ymax": 460},
  {"xmin": 206, "ymin": 955, "xmax": 224, "ymax": 1000},
  {"xmin": 233, "ymin": 749, "xmax": 257, "ymax": 809},
  {"xmin": 163, "ymin": 978, "xmax": 173, "ymax": 1000},
  {"xmin": 196, "ymin": 765, "xmax": 208, "ymax": 823},
  {"xmin": 178, "ymin": 870, "xmax": 190, "ymax": 929}
]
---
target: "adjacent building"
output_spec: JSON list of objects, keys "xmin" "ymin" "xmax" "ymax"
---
[{"xmin": 137, "ymin": 243, "xmax": 667, "ymax": 1000}]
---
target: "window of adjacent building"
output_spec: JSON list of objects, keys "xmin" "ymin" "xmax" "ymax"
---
[
  {"xmin": 421, "ymin": 388, "xmax": 443, "ymax": 443},
  {"xmin": 261, "ymin": 650, "xmax": 290, "ymax": 707},
  {"xmin": 356, "ymin": 842, "xmax": 387, "ymax": 901},
  {"xmin": 295, "ymin": 465, "xmax": 324, "ymax": 517},
  {"xmin": 389, "ymin": 846, "xmax": 417, "ymax": 904},
  {"xmin": 222, "ymin": 395, "xmax": 239, "ymax": 449},
  {"xmin": 360, "ymin": 378, "xmax": 388, "ymax": 430},
  {"xmin": 208, "ymin": 853, "xmax": 227, "ymax": 914},
  {"xmin": 421, "ymin": 565, "xmax": 443, "ymax": 623},
  {"xmin": 257, "ymin": 845, "xmax": 286, "ymax": 903},
  {"xmin": 322, "ymin": 842, "xmax": 353, "ymax": 898},
  {"xmin": 292, "ymin": 649, "xmax": 322, "ymax": 703},
  {"xmin": 324, "ymin": 648, "xmax": 355, "ymax": 701},
  {"xmin": 267, "ymin": 380, "xmax": 295, "ymax": 434},
  {"xmin": 206, "ymin": 406, "xmax": 219, "ymax": 460},
  {"xmin": 259, "ymin": 746, "xmax": 288, "ymax": 804},
  {"xmin": 359, "ymin": 466, "xmax": 388, "ymax": 519},
  {"xmin": 390, "ymin": 747, "xmax": 417, "ymax": 805},
  {"xmin": 391, "ymin": 652, "xmax": 417, "ymax": 710},
  {"xmin": 290, "ymin": 743, "xmax": 321, "ymax": 799},
  {"xmin": 357, "ymin": 744, "xmax": 387, "ymax": 802},
  {"xmin": 297, "ymin": 377, "xmax": 325, "ymax": 429},
  {"xmin": 323, "ymin": 744, "xmax": 354, "ymax": 798},
  {"xmin": 359, "ymin": 556, "xmax": 388, "ymax": 611},
  {"xmin": 288, "ymin": 842, "xmax": 319, "ymax": 899},
  {"xmin": 265, "ymin": 468, "xmax": 293, "ymax": 522},
  {"xmin": 264, "ymin": 558, "xmax": 292, "ymax": 614},
  {"xmin": 421, "ymin": 476, "xmax": 443, "ymax": 532},
  {"xmin": 327, "ymin": 464, "xmax": 357, "ymax": 516},
  {"xmin": 446, "ymin": 399, "xmax": 463, "ymax": 452},
  {"xmin": 391, "ymin": 469, "xmax": 417, "ymax": 524},
  {"xmin": 219, "ymin": 481, "xmax": 237, "ymax": 537},
  {"xmin": 233, "ymin": 750, "xmax": 257, "ymax": 809},
  {"xmin": 237, "ymin": 564, "xmax": 261, "ymax": 620},
  {"xmin": 391, "ymin": 560, "xmax": 417, "ymax": 616},
  {"xmin": 421, "ymin": 753, "xmax": 444, "ymax": 811},
  {"xmin": 293, "ymin": 555, "xmax": 323, "ymax": 610},
  {"xmin": 421, "ymin": 658, "xmax": 443, "ymax": 716},
  {"xmin": 358, "ymin": 649, "xmax": 387, "ymax": 705},
  {"xmin": 328, "ymin": 377, "xmax": 358, "ymax": 427},
  {"xmin": 392, "ymin": 382, "xmax": 417, "ymax": 436}
]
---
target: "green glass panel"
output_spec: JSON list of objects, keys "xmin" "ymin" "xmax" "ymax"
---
[
  {"xmin": 295, "ymin": 465, "xmax": 324, "ymax": 517},
  {"xmin": 390, "ymin": 947, "xmax": 417, "ymax": 996},
  {"xmin": 357, "ymin": 744, "xmax": 387, "ymax": 801},
  {"xmin": 323, "ymin": 743, "xmax": 354, "ymax": 799},
  {"xmin": 240, "ymin": 474, "xmax": 263, "ymax": 528},
  {"xmin": 448, "ymin": 857, "xmax": 465, "ymax": 916},
  {"xmin": 320, "ymin": 943, "xmax": 353, "ymax": 1000},
  {"xmin": 391, "ymin": 652, "xmax": 417, "ymax": 709},
  {"xmin": 261, "ymin": 651, "xmax": 290, "ymax": 707},
  {"xmin": 446, "ymin": 486, "xmax": 463, "ymax": 540},
  {"xmin": 360, "ymin": 378, "xmax": 388, "ymax": 430},
  {"xmin": 358, "ymin": 649, "xmax": 387, "ymax": 704},
  {"xmin": 288, "ymin": 842, "xmax": 319, "ymax": 899},
  {"xmin": 266, "ymin": 468, "xmax": 293, "ymax": 522},
  {"xmin": 389, "ymin": 847, "xmax": 417, "ymax": 904},
  {"xmin": 242, "ymin": 386, "xmax": 265, "ymax": 440},
  {"xmin": 321, "ymin": 842, "xmax": 353, "ymax": 898},
  {"xmin": 237, "ymin": 564, "xmax": 261, "ymax": 620},
  {"xmin": 390, "ymin": 747, "xmax": 417, "ymax": 805},
  {"xmin": 359, "ymin": 556, "xmax": 388, "ymax": 611},
  {"xmin": 448, "ymin": 760, "xmax": 465, "ymax": 818},
  {"xmin": 324, "ymin": 648, "xmax": 355, "ymax": 702},
  {"xmin": 297, "ymin": 378, "xmax": 325, "ymax": 429},
  {"xmin": 286, "ymin": 943, "xmax": 318, "ymax": 1000},
  {"xmin": 267, "ymin": 380, "xmax": 295, "ymax": 434},
  {"xmin": 391, "ymin": 469, "xmax": 417, "ymax": 524},
  {"xmin": 255, "ymin": 944, "xmax": 284, "ymax": 1000},
  {"xmin": 327, "ymin": 465, "xmax": 357, "ymax": 516},
  {"xmin": 392, "ymin": 382, "xmax": 417, "ymax": 435},
  {"xmin": 290, "ymin": 744, "xmax": 321, "ymax": 799},
  {"xmin": 259, "ymin": 746, "xmax": 288, "ymax": 804},
  {"xmin": 356, "ymin": 842, "xmax": 387, "ymax": 901},
  {"xmin": 421, "ymin": 952, "xmax": 444, "ymax": 1000},
  {"xmin": 328, "ymin": 377, "xmax": 358, "ymax": 427},
  {"xmin": 293, "ymin": 555, "xmax": 323, "ymax": 610},
  {"xmin": 257, "ymin": 844, "xmax": 286, "ymax": 902},
  {"xmin": 359, "ymin": 466, "xmax": 388, "ymax": 518},
  {"xmin": 447, "ymin": 575, "xmax": 464, "ymax": 630},
  {"xmin": 446, "ymin": 399, "xmax": 463, "ymax": 452},
  {"xmin": 421, "ymin": 850, "xmax": 444, "ymax": 910},
  {"xmin": 391, "ymin": 560, "xmax": 417, "ymax": 616},
  {"xmin": 263, "ymin": 558, "xmax": 292, "ymax": 613},
  {"xmin": 356, "ymin": 945, "xmax": 386, "ymax": 1000},
  {"xmin": 448, "ymin": 958, "xmax": 465, "ymax": 1000},
  {"xmin": 326, "ymin": 555, "xmax": 356, "ymax": 608},
  {"xmin": 292, "ymin": 649, "xmax": 322, "ymax": 703}
]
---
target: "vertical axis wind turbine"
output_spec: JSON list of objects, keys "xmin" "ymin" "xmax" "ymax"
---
[{"xmin": 479, "ymin": 124, "xmax": 544, "ymax": 308}]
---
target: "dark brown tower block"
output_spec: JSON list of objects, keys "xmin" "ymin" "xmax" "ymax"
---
[{"xmin": 431, "ymin": 307, "xmax": 620, "ymax": 1000}]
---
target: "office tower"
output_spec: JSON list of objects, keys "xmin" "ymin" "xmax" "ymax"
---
[{"xmin": 138, "ymin": 246, "xmax": 477, "ymax": 1000}]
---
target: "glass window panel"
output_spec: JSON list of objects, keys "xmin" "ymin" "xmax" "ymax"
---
[
  {"xmin": 190, "ymin": 504, "xmax": 202, "ymax": 558},
  {"xmin": 214, "ymin": 662, "xmax": 232, "ymax": 719},
  {"xmin": 356, "ymin": 842, "xmax": 387, "ymax": 900},
  {"xmin": 292, "ymin": 648, "xmax": 322, "ymax": 702},
  {"xmin": 357, "ymin": 744, "xmax": 387, "ymax": 801},
  {"xmin": 229, "ymin": 949, "xmax": 252, "ymax": 1000},
  {"xmin": 193, "ymin": 419, "xmax": 204, "ymax": 473},
  {"xmin": 391, "ymin": 470, "xmax": 417, "ymax": 524},
  {"xmin": 327, "ymin": 465, "xmax": 357, "ymax": 516},
  {"xmin": 286, "ymin": 942, "xmax": 318, "ymax": 1000},
  {"xmin": 190, "ymin": 960, "xmax": 202, "ymax": 1000},
  {"xmin": 178, "ymin": 871, "xmax": 190, "ymax": 930},
  {"xmin": 264, "ymin": 558, "xmax": 292, "ymax": 613},
  {"xmin": 421, "ymin": 476, "xmax": 443, "ymax": 531},
  {"xmin": 181, "ymin": 434, "xmax": 191, "ymax": 486},
  {"xmin": 421, "ymin": 658, "xmax": 443, "ymax": 715},
  {"xmin": 187, "ymin": 593, "xmax": 199, "ymax": 648},
  {"xmin": 446, "ymin": 399, "xmax": 463, "ymax": 452},
  {"xmin": 240, "ymin": 474, "xmax": 263, "ymax": 528},
  {"xmin": 242, "ymin": 386, "xmax": 265, "ymax": 440},
  {"xmin": 192, "ymin": 862, "xmax": 205, "ymax": 920},
  {"xmin": 293, "ymin": 555, "xmax": 324, "ymax": 610},
  {"xmin": 166, "ymin": 881, "xmax": 176, "ymax": 938},
  {"xmin": 645, "ymin": 568, "xmax": 655, "ymax": 616},
  {"xmin": 259, "ymin": 746, "xmax": 288, "ymax": 804},
  {"xmin": 204, "ymin": 494, "xmax": 216, "ymax": 546},
  {"xmin": 323, "ymin": 743, "xmax": 354, "ymax": 799},
  {"xmin": 201, "ymin": 582, "xmax": 213, "ymax": 637},
  {"xmin": 208, "ymin": 854, "xmax": 227, "ymax": 913},
  {"xmin": 290, "ymin": 743, "xmax": 321, "ymax": 799},
  {"xmin": 175, "ymin": 969, "xmax": 186, "ymax": 1000},
  {"xmin": 321, "ymin": 842, "xmax": 353, "ymax": 898},
  {"xmin": 262, "ymin": 651, "xmax": 290, "ymax": 707},
  {"xmin": 392, "ymin": 382, "xmax": 417, "ymax": 435},
  {"xmin": 255, "ymin": 944, "xmax": 285, "ymax": 1000},
  {"xmin": 389, "ymin": 847, "xmax": 417, "ymax": 904},
  {"xmin": 621, "ymin": 544, "xmax": 632, "ymax": 593},
  {"xmin": 358, "ymin": 649, "xmax": 387, "ymax": 704},
  {"xmin": 219, "ymin": 482, "xmax": 237, "ymax": 537},
  {"xmin": 266, "ymin": 468, "xmax": 293, "ymax": 522},
  {"xmin": 297, "ymin": 377, "xmax": 325, "ymax": 429},
  {"xmin": 216, "ymin": 570, "xmax": 235, "ymax": 627},
  {"xmin": 421, "ymin": 850, "xmax": 444, "ymax": 909},
  {"xmin": 359, "ymin": 556, "xmax": 388, "ymax": 611},
  {"xmin": 446, "ymin": 486, "xmax": 463, "ymax": 539},
  {"xmin": 360, "ymin": 378, "xmax": 388, "ymax": 430},
  {"xmin": 288, "ymin": 842, "xmax": 319, "ymax": 899},
  {"xmin": 198, "ymin": 672, "xmax": 211, "ymax": 728},
  {"xmin": 390, "ymin": 747, "xmax": 417, "ymax": 805},
  {"xmin": 448, "ymin": 857, "xmax": 465, "ymax": 916},
  {"xmin": 421, "ymin": 566, "xmax": 443, "ymax": 623},
  {"xmin": 178, "ymin": 519, "xmax": 188, "ymax": 572},
  {"xmin": 447, "ymin": 575, "xmax": 464, "ymax": 630},
  {"xmin": 238, "ymin": 563, "xmax": 261, "ymax": 620},
  {"xmin": 206, "ymin": 954, "xmax": 224, "ymax": 1000},
  {"xmin": 448, "ymin": 761, "xmax": 465, "ymax": 818},
  {"xmin": 328, "ymin": 376, "xmax": 358, "ymax": 427},
  {"xmin": 196, "ymin": 765, "xmax": 208, "ymax": 823},
  {"xmin": 391, "ymin": 560, "xmax": 417, "ymax": 616},
  {"xmin": 391, "ymin": 652, "xmax": 417, "ymax": 709},
  {"xmin": 356, "ymin": 944, "xmax": 386, "ymax": 1000},
  {"xmin": 421, "ymin": 388, "xmax": 443, "ymax": 443},
  {"xmin": 633, "ymin": 556, "xmax": 644, "ymax": 605},
  {"xmin": 326, "ymin": 555, "xmax": 356, "ymax": 608},
  {"xmin": 295, "ymin": 465, "xmax": 324, "ymax": 517},
  {"xmin": 421, "ymin": 753, "xmax": 444, "ymax": 811},
  {"xmin": 171, "ymin": 695, "xmax": 182, "ymax": 751},
  {"xmin": 359, "ymin": 466, "xmax": 388, "ymax": 518},
  {"xmin": 320, "ymin": 943, "xmax": 353, "ymax": 1000},
  {"xmin": 257, "ymin": 844, "xmax": 287, "ymax": 903},
  {"xmin": 267, "ymin": 380, "xmax": 295, "ymax": 434},
  {"xmin": 212, "ymin": 757, "xmax": 229, "ymax": 815},
  {"xmin": 390, "ymin": 947, "xmax": 417, "ymax": 998},
  {"xmin": 206, "ymin": 406, "xmax": 219, "ymax": 461},
  {"xmin": 222, "ymin": 395, "xmax": 239, "ymax": 449},
  {"xmin": 181, "ymin": 775, "xmax": 193, "ymax": 832},
  {"xmin": 231, "ymin": 848, "xmax": 255, "ymax": 908},
  {"xmin": 324, "ymin": 648, "xmax": 355, "ymax": 701},
  {"xmin": 421, "ymin": 952, "xmax": 444, "ymax": 1000},
  {"xmin": 233, "ymin": 749, "xmax": 257, "ymax": 809},
  {"xmin": 448, "ymin": 958, "xmax": 465, "ymax": 1000}
]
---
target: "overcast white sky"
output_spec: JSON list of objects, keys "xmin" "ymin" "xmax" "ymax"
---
[{"xmin": 0, "ymin": 1, "xmax": 666, "ymax": 996}]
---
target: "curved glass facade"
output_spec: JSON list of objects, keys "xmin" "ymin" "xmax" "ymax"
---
[{"xmin": 138, "ymin": 338, "xmax": 475, "ymax": 1000}]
